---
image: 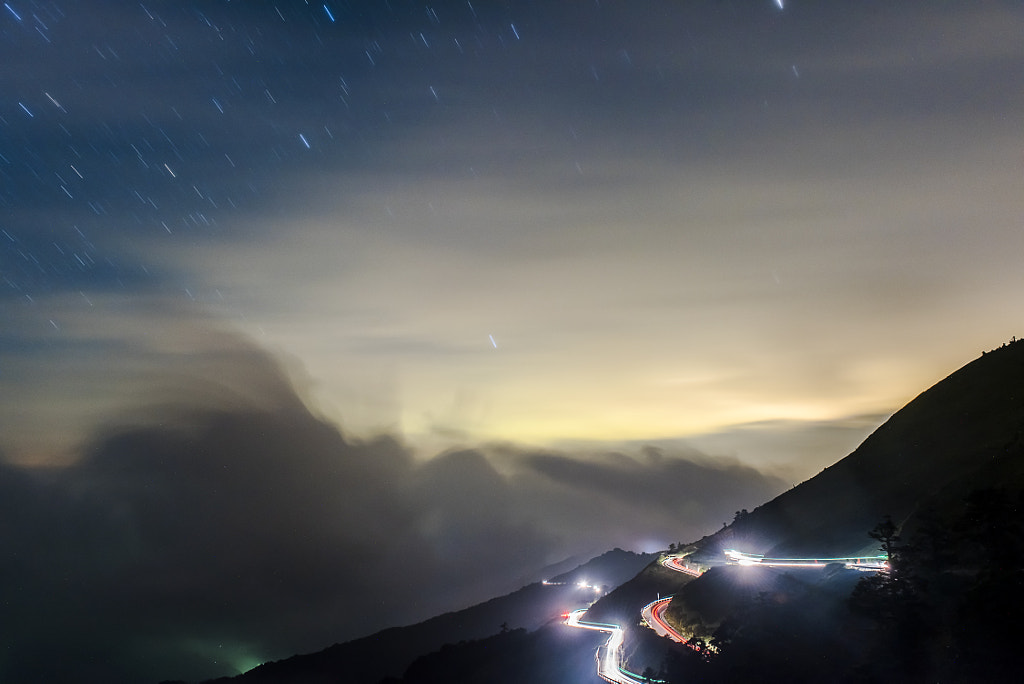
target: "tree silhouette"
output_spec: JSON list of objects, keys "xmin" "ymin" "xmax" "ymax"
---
[
  {"xmin": 849, "ymin": 514, "xmax": 936, "ymax": 680},
  {"xmin": 868, "ymin": 514, "xmax": 900, "ymax": 564}
]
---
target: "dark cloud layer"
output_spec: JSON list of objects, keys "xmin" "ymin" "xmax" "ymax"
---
[{"xmin": 0, "ymin": 340, "xmax": 784, "ymax": 683}]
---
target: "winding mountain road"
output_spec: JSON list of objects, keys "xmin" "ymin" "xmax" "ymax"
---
[
  {"xmin": 723, "ymin": 549, "xmax": 887, "ymax": 570},
  {"xmin": 566, "ymin": 548, "xmax": 887, "ymax": 682},
  {"xmin": 564, "ymin": 609, "xmax": 649, "ymax": 684},
  {"xmin": 641, "ymin": 597, "xmax": 686, "ymax": 643},
  {"xmin": 659, "ymin": 556, "xmax": 702, "ymax": 577}
]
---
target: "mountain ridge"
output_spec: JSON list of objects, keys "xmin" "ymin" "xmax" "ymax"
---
[
  {"xmin": 692, "ymin": 338, "xmax": 1024, "ymax": 560},
  {"xmin": 582, "ymin": 339, "xmax": 1024, "ymax": 640},
  {"xmin": 194, "ymin": 548, "xmax": 655, "ymax": 684}
]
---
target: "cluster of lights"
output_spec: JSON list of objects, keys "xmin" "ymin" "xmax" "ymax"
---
[{"xmin": 541, "ymin": 578, "xmax": 603, "ymax": 592}]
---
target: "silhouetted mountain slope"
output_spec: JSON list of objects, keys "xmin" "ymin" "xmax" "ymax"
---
[
  {"xmin": 201, "ymin": 549, "xmax": 653, "ymax": 684},
  {"xmin": 648, "ymin": 340, "xmax": 1024, "ymax": 642},
  {"xmin": 547, "ymin": 548, "xmax": 658, "ymax": 587},
  {"xmin": 385, "ymin": 621, "xmax": 606, "ymax": 684},
  {"xmin": 707, "ymin": 339, "xmax": 1024, "ymax": 558},
  {"xmin": 584, "ymin": 555, "xmax": 698, "ymax": 627},
  {"xmin": 577, "ymin": 341, "xmax": 1024, "ymax": 640}
]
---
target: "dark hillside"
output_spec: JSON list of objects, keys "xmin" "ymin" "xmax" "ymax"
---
[
  {"xmin": 386, "ymin": 621, "xmax": 605, "ymax": 684},
  {"xmin": 650, "ymin": 339, "xmax": 1024, "ymax": 643},
  {"xmin": 202, "ymin": 549, "xmax": 653, "ymax": 684},
  {"xmin": 585, "ymin": 556, "xmax": 697, "ymax": 626},
  {"xmin": 547, "ymin": 549, "xmax": 659, "ymax": 587},
  {"xmin": 710, "ymin": 339, "xmax": 1024, "ymax": 558}
]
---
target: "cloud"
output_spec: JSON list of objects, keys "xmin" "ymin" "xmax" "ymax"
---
[
  {"xmin": 0, "ymin": 296, "xmax": 315, "ymax": 463},
  {"xmin": 0, "ymin": 333, "xmax": 787, "ymax": 683},
  {"xmin": 5, "ymin": 0, "xmax": 1022, "ymax": 455}
]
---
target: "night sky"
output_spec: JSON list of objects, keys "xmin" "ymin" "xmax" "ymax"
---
[{"xmin": 2, "ymin": 1, "xmax": 1022, "ymax": 682}]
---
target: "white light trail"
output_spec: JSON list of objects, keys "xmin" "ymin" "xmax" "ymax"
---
[
  {"xmin": 564, "ymin": 610, "xmax": 651, "ymax": 684},
  {"xmin": 641, "ymin": 597, "xmax": 687, "ymax": 643},
  {"xmin": 723, "ymin": 549, "xmax": 888, "ymax": 569},
  {"xmin": 660, "ymin": 556, "xmax": 703, "ymax": 576}
]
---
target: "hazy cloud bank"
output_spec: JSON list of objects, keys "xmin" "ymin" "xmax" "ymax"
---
[{"xmin": 0, "ymin": 336, "xmax": 785, "ymax": 683}]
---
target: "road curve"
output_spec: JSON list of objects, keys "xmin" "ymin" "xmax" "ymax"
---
[
  {"xmin": 641, "ymin": 597, "xmax": 686, "ymax": 643},
  {"xmin": 659, "ymin": 556, "xmax": 703, "ymax": 577},
  {"xmin": 564, "ymin": 609, "xmax": 651, "ymax": 684}
]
